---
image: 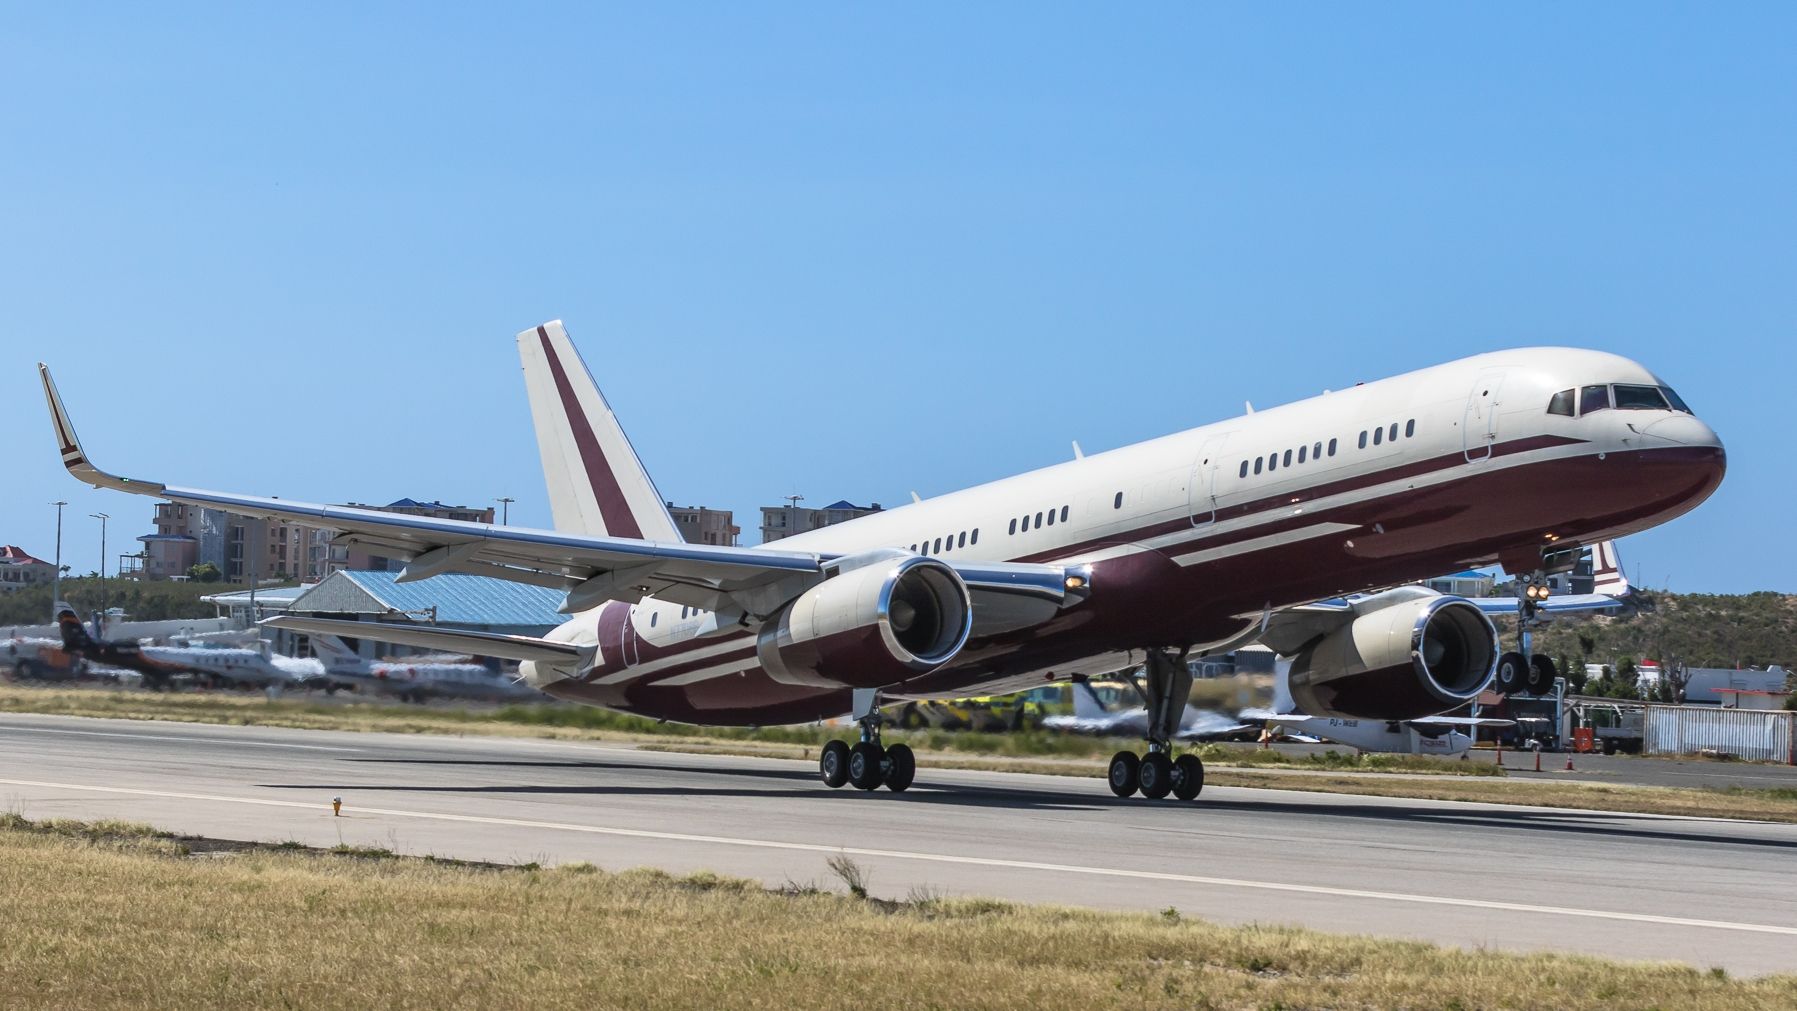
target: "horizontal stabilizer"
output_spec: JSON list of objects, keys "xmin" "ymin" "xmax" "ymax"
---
[{"xmin": 262, "ymin": 616, "xmax": 584, "ymax": 664}]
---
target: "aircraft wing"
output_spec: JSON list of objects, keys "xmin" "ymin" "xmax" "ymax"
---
[
  {"xmin": 261, "ymin": 616, "xmax": 585, "ymax": 664},
  {"xmin": 41, "ymin": 364, "xmax": 1082, "ymax": 625},
  {"xmin": 1261, "ymin": 713, "xmax": 1514, "ymax": 728}
]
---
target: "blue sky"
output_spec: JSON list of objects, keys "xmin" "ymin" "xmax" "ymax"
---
[{"xmin": 2, "ymin": 5, "xmax": 1791, "ymax": 592}]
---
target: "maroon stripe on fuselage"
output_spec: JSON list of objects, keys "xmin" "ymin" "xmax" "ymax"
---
[
  {"xmin": 536, "ymin": 326, "xmax": 642, "ymax": 539},
  {"xmin": 1014, "ymin": 434, "xmax": 1589, "ymax": 563}
]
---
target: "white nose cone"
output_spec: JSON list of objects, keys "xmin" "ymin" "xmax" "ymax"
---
[{"xmin": 1640, "ymin": 414, "xmax": 1721, "ymax": 448}]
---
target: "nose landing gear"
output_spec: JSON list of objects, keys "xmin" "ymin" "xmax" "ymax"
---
[
  {"xmin": 1106, "ymin": 649, "xmax": 1206, "ymax": 802},
  {"xmin": 818, "ymin": 688, "xmax": 916, "ymax": 793}
]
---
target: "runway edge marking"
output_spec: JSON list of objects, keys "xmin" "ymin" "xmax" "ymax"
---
[{"xmin": 4, "ymin": 777, "xmax": 1794, "ymax": 939}]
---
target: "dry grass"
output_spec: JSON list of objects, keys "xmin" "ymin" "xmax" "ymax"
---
[{"xmin": 1, "ymin": 816, "xmax": 1791, "ymax": 1010}]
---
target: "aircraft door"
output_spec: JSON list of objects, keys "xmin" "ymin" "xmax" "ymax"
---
[
  {"xmin": 1462, "ymin": 369, "xmax": 1507, "ymax": 462},
  {"xmin": 622, "ymin": 605, "xmax": 640, "ymax": 666},
  {"xmin": 1187, "ymin": 434, "xmax": 1230, "ymax": 526}
]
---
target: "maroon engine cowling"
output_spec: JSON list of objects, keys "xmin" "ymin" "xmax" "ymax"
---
[
  {"xmin": 756, "ymin": 553, "xmax": 972, "ymax": 690},
  {"xmin": 1286, "ymin": 593, "xmax": 1498, "ymax": 720}
]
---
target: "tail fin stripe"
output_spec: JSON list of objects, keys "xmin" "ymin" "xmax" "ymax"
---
[{"xmin": 536, "ymin": 326, "xmax": 644, "ymax": 540}]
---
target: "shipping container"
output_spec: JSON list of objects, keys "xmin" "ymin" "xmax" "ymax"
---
[{"xmin": 1643, "ymin": 705, "xmax": 1796, "ymax": 765}]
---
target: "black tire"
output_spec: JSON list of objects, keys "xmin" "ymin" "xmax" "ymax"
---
[
  {"xmin": 1107, "ymin": 751, "xmax": 1140, "ymax": 798},
  {"xmin": 898, "ymin": 705, "xmax": 925, "ymax": 730},
  {"xmin": 1139, "ymin": 753, "xmax": 1174, "ymax": 799},
  {"xmin": 819, "ymin": 740, "xmax": 850, "ymax": 788},
  {"xmin": 1172, "ymin": 754, "xmax": 1205, "ymax": 801},
  {"xmin": 16, "ymin": 660, "xmax": 37, "ymax": 680},
  {"xmin": 1601, "ymin": 738, "xmax": 1618, "ymax": 756},
  {"xmin": 1526, "ymin": 654, "xmax": 1558, "ymax": 697},
  {"xmin": 883, "ymin": 743, "xmax": 916, "ymax": 792},
  {"xmin": 847, "ymin": 741, "xmax": 886, "ymax": 791},
  {"xmin": 1494, "ymin": 651, "xmax": 1527, "ymax": 695}
]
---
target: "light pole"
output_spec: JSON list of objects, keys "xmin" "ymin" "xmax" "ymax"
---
[
  {"xmin": 89, "ymin": 512, "xmax": 109, "ymax": 622},
  {"xmin": 50, "ymin": 501, "xmax": 66, "ymax": 616},
  {"xmin": 496, "ymin": 497, "xmax": 515, "ymax": 525}
]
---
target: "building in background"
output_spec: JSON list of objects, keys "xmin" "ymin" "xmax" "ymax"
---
[
  {"xmin": 0, "ymin": 546, "xmax": 56, "ymax": 593},
  {"xmin": 1421, "ymin": 570, "xmax": 1496, "ymax": 597},
  {"xmin": 760, "ymin": 499, "xmax": 883, "ymax": 543},
  {"xmin": 668, "ymin": 504, "xmax": 738, "ymax": 546},
  {"xmin": 134, "ymin": 498, "xmax": 495, "ymax": 582},
  {"xmin": 267, "ymin": 570, "xmax": 567, "ymax": 660}
]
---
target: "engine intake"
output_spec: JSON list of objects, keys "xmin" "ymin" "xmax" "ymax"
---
[
  {"xmin": 1286, "ymin": 593, "xmax": 1497, "ymax": 720},
  {"xmin": 757, "ymin": 553, "xmax": 972, "ymax": 690}
]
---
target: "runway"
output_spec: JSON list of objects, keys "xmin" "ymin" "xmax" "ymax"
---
[{"xmin": 3, "ymin": 714, "xmax": 1794, "ymax": 976}]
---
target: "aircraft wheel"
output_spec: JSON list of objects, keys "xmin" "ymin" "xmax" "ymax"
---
[
  {"xmin": 1172, "ymin": 754, "xmax": 1205, "ymax": 801},
  {"xmin": 819, "ymin": 740, "xmax": 851, "ymax": 788},
  {"xmin": 1495, "ymin": 651, "xmax": 1527, "ymax": 695},
  {"xmin": 1107, "ymin": 751, "xmax": 1140, "ymax": 798},
  {"xmin": 1526, "ymin": 654, "xmax": 1558, "ymax": 696},
  {"xmin": 883, "ymin": 743, "xmax": 916, "ymax": 792},
  {"xmin": 16, "ymin": 660, "xmax": 36, "ymax": 680},
  {"xmin": 1139, "ymin": 752, "xmax": 1174, "ymax": 799},
  {"xmin": 847, "ymin": 741, "xmax": 886, "ymax": 791}
]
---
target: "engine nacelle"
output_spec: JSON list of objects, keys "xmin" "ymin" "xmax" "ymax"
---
[
  {"xmin": 757, "ymin": 552, "xmax": 972, "ymax": 690},
  {"xmin": 1286, "ymin": 592, "xmax": 1497, "ymax": 720}
]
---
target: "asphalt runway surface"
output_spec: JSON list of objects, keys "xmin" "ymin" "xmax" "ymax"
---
[{"xmin": 3, "ymin": 714, "xmax": 1795, "ymax": 976}]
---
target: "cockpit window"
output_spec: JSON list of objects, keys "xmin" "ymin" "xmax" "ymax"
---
[
  {"xmin": 1613, "ymin": 384, "xmax": 1670, "ymax": 411},
  {"xmin": 1579, "ymin": 385, "xmax": 1611, "ymax": 415},
  {"xmin": 1661, "ymin": 386, "xmax": 1692, "ymax": 413},
  {"xmin": 1547, "ymin": 389, "xmax": 1575, "ymax": 417}
]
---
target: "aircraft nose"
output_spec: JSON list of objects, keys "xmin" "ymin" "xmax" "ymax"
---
[{"xmin": 1639, "ymin": 413, "xmax": 1722, "ymax": 450}]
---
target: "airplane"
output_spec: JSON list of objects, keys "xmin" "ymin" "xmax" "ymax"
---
[
  {"xmin": 40, "ymin": 323, "xmax": 1725, "ymax": 801},
  {"xmin": 309, "ymin": 634, "xmax": 541, "ymax": 703},
  {"xmin": 1042, "ymin": 677, "xmax": 1258, "ymax": 740},
  {"xmin": 56, "ymin": 609, "xmax": 317, "ymax": 691},
  {"xmin": 1253, "ymin": 652, "xmax": 1514, "ymax": 756}
]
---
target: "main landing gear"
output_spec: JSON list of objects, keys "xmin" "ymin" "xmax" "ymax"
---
[
  {"xmin": 1107, "ymin": 649, "xmax": 1205, "ymax": 802},
  {"xmin": 819, "ymin": 688, "xmax": 915, "ymax": 793}
]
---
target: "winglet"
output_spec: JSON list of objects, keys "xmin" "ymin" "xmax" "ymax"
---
[{"xmin": 38, "ymin": 364, "xmax": 165, "ymax": 495}]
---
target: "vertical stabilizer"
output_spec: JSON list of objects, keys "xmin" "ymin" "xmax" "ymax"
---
[
  {"xmin": 516, "ymin": 321, "xmax": 681, "ymax": 542},
  {"xmin": 1591, "ymin": 541, "xmax": 1629, "ymax": 597}
]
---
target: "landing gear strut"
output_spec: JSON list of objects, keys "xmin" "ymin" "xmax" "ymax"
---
[
  {"xmin": 1107, "ymin": 649, "xmax": 1205, "ymax": 802},
  {"xmin": 819, "ymin": 688, "xmax": 915, "ymax": 793}
]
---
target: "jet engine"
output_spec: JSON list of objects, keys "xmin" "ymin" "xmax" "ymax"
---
[
  {"xmin": 1285, "ymin": 592, "xmax": 1497, "ymax": 720},
  {"xmin": 757, "ymin": 552, "xmax": 972, "ymax": 690}
]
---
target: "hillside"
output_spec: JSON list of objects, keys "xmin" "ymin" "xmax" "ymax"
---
[{"xmin": 1526, "ymin": 590, "xmax": 1796, "ymax": 679}]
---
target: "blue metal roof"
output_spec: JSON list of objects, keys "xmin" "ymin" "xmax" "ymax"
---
[{"xmin": 342, "ymin": 571, "xmax": 568, "ymax": 628}]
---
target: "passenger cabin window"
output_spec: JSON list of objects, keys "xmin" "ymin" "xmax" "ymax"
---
[
  {"xmin": 933, "ymin": 538, "xmax": 942, "ymax": 553},
  {"xmin": 1267, "ymin": 453, "xmax": 1277, "ymax": 472},
  {"xmin": 1282, "ymin": 449, "xmax": 1293, "ymax": 467},
  {"xmin": 1298, "ymin": 445, "xmax": 1307, "ymax": 464},
  {"xmin": 1372, "ymin": 427, "xmax": 1383, "ymax": 446},
  {"xmin": 1254, "ymin": 457, "xmax": 1263, "ymax": 475},
  {"xmin": 1358, "ymin": 431, "xmax": 1368, "ymax": 449},
  {"xmin": 1547, "ymin": 389, "xmax": 1575, "ymax": 417},
  {"xmin": 1113, "ymin": 492, "xmax": 1123, "ymax": 509},
  {"xmin": 1404, "ymin": 419, "xmax": 1416, "ymax": 438},
  {"xmin": 970, "ymin": 529, "xmax": 979, "ymax": 545},
  {"xmin": 1239, "ymin": 461, "xmax": 1249, "ymax": 478},
  {"xmin": 1580, "ymin": 385, "xmax": 1611, "ymax": 415},
  {"xmin": 1034, "ymin": 511, "xmax": 1043, "ymax": 527},
  {"xmin": 1059, "ymin": 506, "xmax": 1069, "ymax": 522},
  {"xmin": 1045, "ymin": 509, "xmax": 1055, "ymax": 527},
  {"xmin": 1388, "ymin": 422, "xmax": 1399, "ymax": 442},
  {"xmin": 1613, "ymin": 384, "xmax": 1671, "ymax": 411},
  {"xmin": 1328, "ymin": 438, "xmax": 1337, "ymax": 456},
  {"xmin": 1008, "ymin": 519, "xmax": 1016, "ymax": 536}
]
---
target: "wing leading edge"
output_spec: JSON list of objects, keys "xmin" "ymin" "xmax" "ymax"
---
[{"xmin": 39, "ymin": 362, "xmax": 1085, "ymax": 628}]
